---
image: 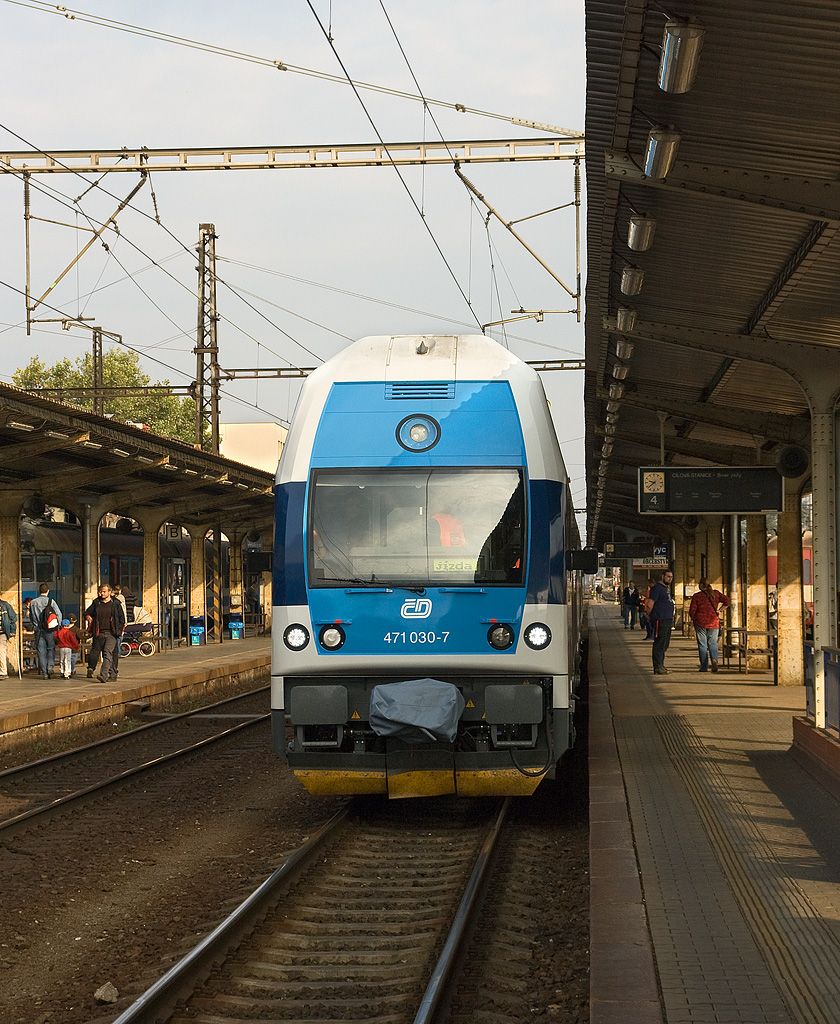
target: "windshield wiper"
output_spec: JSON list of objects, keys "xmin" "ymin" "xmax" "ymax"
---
[
  {"xmin": 325, "ymin": 577, "xmax": 387, "ymax": 588},
  {"xmin": 371, "ymin": 575, "xmax": 427, "ymax": 594},
  {"xmin": 323, "ymin": 576, "xmax": 426, "ymax": 594}
]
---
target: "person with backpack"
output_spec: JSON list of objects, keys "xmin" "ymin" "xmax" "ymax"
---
[
  {"xmin": 0, "ymin": 596, "xmax": 18, "ymax": 679},
  {"xmin": 29, "ymin": 583, "xmax": 62, "ymax": 679},
  {"xmin": 84, "ymin": 582, "xmax": 126, "ymax": 683}
]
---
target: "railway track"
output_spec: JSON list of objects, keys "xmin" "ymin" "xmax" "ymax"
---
[
  {"xmin": 0, "ymin": 686, "xmax": 269, "ymax": 835},
  {"xmin": 113, "ymin": 797, "xmax": 509, "ymax": 1024}
]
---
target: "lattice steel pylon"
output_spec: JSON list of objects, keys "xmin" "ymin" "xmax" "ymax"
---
[
  {"xmin": 194, "ymin": 223, "xmax": 221, "ymax": 451},
  {"xmin": 92, "ymin": 327, "xmax": 104, "ymax": 416}
]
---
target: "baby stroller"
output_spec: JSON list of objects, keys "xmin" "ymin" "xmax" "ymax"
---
[{"xmin": 120, "ymin": 622, "xmax": 156, "ymax": 658}]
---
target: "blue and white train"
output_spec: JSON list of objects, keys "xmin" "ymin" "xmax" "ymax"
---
[{"xmin": 272, "ymin": 334, "xmax": 589, "ymax": 799}]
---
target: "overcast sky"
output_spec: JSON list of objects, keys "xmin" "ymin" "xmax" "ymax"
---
[{"xmin": 2, "ymin": 0, "xmax": 587, "ymax": 528}]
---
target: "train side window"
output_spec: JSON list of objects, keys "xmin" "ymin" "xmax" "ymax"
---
[
  {"xmin": 36, "ymin": 554, "xmax": 55, "ymax": 583},
  {"xmin": 21, "ymin": 553, "xmax": 35, "ymax": 582}
]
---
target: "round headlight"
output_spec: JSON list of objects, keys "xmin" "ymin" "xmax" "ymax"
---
[
  {"xmin": 487, "ymin": 623, "xmax": 515, "ymax": 650},
  {"xmin": 524, "ymin": 623, "xmax": 552, "ymax": 649},
  {"xmin": 319, "ymin": 625, "xmax": 346, "ymax": 650},
  {"xmin": 283, "ymin": 624, "xmax": 310, "ymax": 650},
  {"xmin": 396, "ymin": 414, "xmax": 441, "ymax": 452}
]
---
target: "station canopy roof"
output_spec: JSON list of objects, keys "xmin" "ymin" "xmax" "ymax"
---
[
  {"xmin": 584, "ymin": 0, "xmax": 840, "ymax": 547},
  {"xmin": 0, "ymin": 382, "xmax": 275, "ymax": 529}
]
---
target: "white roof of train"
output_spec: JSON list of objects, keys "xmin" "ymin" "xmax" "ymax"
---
[{"xmin": 277, "ymin": 335, "xmax": 568, "ymax": 484}]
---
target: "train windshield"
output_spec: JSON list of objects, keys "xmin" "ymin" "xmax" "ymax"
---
[{"xmin": 309, "ymin": 468, "xmax": 525, "ymax": 587}]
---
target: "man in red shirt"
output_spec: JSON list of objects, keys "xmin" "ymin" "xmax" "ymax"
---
[{"xmin": 688, "ymin": 578, "xmax": 730, "ymax": 673}]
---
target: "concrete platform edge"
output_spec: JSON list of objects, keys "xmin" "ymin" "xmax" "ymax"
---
[
  {"xmin": 0, "ymin": 653, "xmax": 270, "ymax": 751},
  {"xmin": 589, "ymin": 662, "xmax": 664, "ymax": 1024},
  {"xmin": 791, "ymin": 715, "xmax": 840, "ymax": 800}
]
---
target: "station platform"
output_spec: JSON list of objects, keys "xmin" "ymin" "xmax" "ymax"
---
[
  {"xmin": 588, "ymin": 603, "xmax": 840, "ymax": 1024},
  {"xmin": 0, "ymin": 636, "xmax": 270, "ymax": 751}
]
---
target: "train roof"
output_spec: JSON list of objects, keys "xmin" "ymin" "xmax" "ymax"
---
[
  {"xmin": 307, "ymin": 334, "xmax": 537, "ymax": 386},
  {"xmin": 278, "ymin": 335, "xmax": 569, "ymax": 485}
]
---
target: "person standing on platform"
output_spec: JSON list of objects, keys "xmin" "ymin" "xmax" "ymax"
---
[
  {"xmin": 112, "ymin": 584, "xmax": 128, "ymax": 623},
  {"xmin": 641, "ymin": 578, "xmax": 656, "ymax": 639},
  {"xmin": 29, "ymin": 583, "xmax": 62, "ymax": 679},
  {"xmin": 67, "ymin": 613, "xmax": 84, "ymax": 676},
  {"xmin": 120, "ymin": 586, "xmax": 137, "ymax": 623},
  {"xmin": 0, "ymin": 596, "xmax": 18, "ymax": 679},
  {"xmin": 594, "ymin": 584, "xmax": 603, "ymax": 603},
  {"xmin": 622, "ymin": 581, "xmax": 641, "ymax": 629},
  {"xmin": 55, "ymin": 619, "xmax": 80, "ymax": 679},
  {"xmin": 85, "ymin": 583, "xmax": 125, "ymax": 684},
  {"xmin": 646, "ymin": 569, "xmax": 675, "ymax": 675},
  {"xmin": 688, "ymin": 578, "xmax": 730, "ymax": 673}
]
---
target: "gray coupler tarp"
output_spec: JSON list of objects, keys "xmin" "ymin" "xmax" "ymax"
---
[{"xmin": 369, "ymin": 678, "xmax": 465, "ymax": 745}]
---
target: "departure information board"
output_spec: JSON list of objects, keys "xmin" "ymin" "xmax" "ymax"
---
[
  {"xmin": 603, "ymin": 542, "xmax": 668, "ymax": 559},
  {"xmin": 638, "ymin": 466, "xmax": 783, "ymax": 514}
]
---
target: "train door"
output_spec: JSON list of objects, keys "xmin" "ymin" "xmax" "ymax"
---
[
  {"xmin": 161, "ymin": 557, "xmax": 188, "ymax": 646},
  {"xmin": 59, "ymin": 552, "xmax": 82, "ymax": 619}
]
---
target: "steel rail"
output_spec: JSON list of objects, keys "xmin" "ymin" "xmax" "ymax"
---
[
  {"xmin": 110, "ymin": 797, "xmax": 507, "ymax": 1023},
  {"xmin": 413, "ymin": 797, "xmax": 510, "ymax": 1023},
  {"xmin": 0, "ymin": 683, "xmax": 269, "ymax": 779},
  {"xmin": 111, "ymin": 804, "xmax": 350, "ymax": 1024},
  {"xmin": 0, "ymin": 714, "xmax": 268, "ymax": 836}
]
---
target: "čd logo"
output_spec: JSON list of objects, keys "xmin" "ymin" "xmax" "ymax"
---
[{"xmin": 400, "ymin": 598, "xmax": 433, "ymax": 619}]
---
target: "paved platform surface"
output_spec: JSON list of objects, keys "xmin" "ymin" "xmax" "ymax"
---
[
  {"xmin": 0, "ymin": 636, "xmax": 270, "ymax": 738},
  {"xmin": 589, "ymin": 603, "xmax": 840, "ymax": 1024}
]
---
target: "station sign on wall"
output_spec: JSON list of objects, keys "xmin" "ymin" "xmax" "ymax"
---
[
  {"xmin": 603, "ymin": 541, "xmax": 668, "ymax": 559},
  {"xmin": 632, "ymin": 557, "xmax": 669, "ymax": 570},
  {"xmin": 638, "ymin": 466, "xmax": 783, "ymax": 515}
]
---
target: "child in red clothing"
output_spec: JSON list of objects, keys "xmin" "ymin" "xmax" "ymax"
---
[{"xmin": 55, "ymin": 619, "xmax": 81, "ymax": 679}]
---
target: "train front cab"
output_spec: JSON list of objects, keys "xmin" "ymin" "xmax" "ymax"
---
[
  {"xmin": 271, "ymin": 354, "xmax": 582, "ymax": 798},
  {"xmin": 273, "ymin": 467, "xmax": 579, "ymax": 798}
]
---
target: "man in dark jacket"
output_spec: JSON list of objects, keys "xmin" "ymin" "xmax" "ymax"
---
[
  {"xmin": 622, "ymin": 581, "xmax": 641, "ymax": 630},
  {"xmin": 647, "ymin": 569, "xmax": 675, "ymax": 675},
  {"xmin": 85, "ymin": 583, "xmax": 126, "ymax": 683},
  {"xmin": 0, "ymin": 596, "xmax": 18, "ymax": 679}
]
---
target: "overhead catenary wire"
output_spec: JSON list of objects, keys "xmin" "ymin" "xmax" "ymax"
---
[
  {"xmin": 0, "ymin": 275, "xmax": 292, "ymax": 427},
  {"xmin": 304, "ymin": 0, "xmax": 483, "ymax": 331},
  {"xmin": 375, "ymin": 0, "xmax": 526, "ymax": 331},
  {"xmin": 217, "ymin": 256, "xmax": 584, "ymax": 356},
  {"xmin": 0, "ymin": 121, "xmax": 326, "ymax": 367},
  {"xmin": 3, "ymin": 0, "xmax": 583, "ymax": 138},
  {"xmin": 223, "ymin": 281, "xmax": 353, "ymax": 342},
  {"xmin": 0, "ymin": 251, "xmax": 185, "ymax": 338}
]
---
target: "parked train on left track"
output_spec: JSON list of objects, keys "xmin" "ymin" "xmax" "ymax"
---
[{"xmin": 272, "ymin": 334, "xmax": 593, "ymax": 799}]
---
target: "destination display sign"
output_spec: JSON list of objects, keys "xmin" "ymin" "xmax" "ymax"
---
[
  {"xmin": 603, "ymin": 541, "xmax": 667, "ymax": 559},
  {"xmin": 638, "ymin": 466, "xmax": 783, "ymax": 515},
  {"xmin": 632, "ymin": 558, "xmax": 670, "ymax": 569}
]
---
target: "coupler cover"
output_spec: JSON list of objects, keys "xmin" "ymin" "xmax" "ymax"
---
[{"xmin": 369, "ymin": 679, "xmax": 465, "ymax": 745}]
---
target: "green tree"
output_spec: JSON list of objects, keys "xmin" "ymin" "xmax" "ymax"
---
[{"xmin": 12, "ymin": 349, "xmax": 198, "ymax": 445}]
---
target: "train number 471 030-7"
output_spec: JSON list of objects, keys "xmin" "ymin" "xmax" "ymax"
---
[{"xmin": 383, "ymin": 631, "xmax": 450, "ymax": 644}]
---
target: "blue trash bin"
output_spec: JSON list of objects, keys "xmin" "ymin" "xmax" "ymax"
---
[
  {"xmin": 189, "ymin": 615, "xmax": 206, "ymax": 646},
  {"xmin": 227, "ymin": 618, "xmax": 244, "ymax": 640}
]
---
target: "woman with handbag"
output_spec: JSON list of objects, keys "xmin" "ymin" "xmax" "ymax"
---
[{"xmin": 688, "ymin": 578, "xmax": 730, "ymax": 673}]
